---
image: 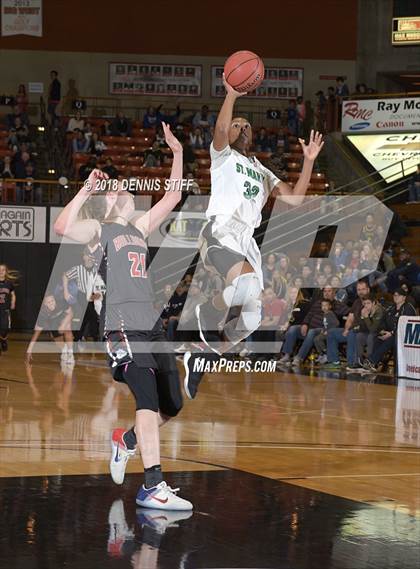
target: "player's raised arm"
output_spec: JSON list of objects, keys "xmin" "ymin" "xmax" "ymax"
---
[
  {"xmin": 213, "ymin": 74, "xmax": 247, "ymax": 151},
  {"xmin": 133, "ymin": 122, "xmax": 183, "ymax": 238},
  {"xmin": 54, "ymin": 169, "xmax": 108, "ymax": 243},
  {"xmin": 273, "ymin": 130, "xmax": 324, "ymax": 206}
]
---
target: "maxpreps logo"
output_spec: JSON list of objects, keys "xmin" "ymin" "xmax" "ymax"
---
[
  {"xmin": 0, "ymin": 207, "xmax": 34, "ymax": 240},
  {"xmin": 404, "ymin": 321, "xmax": 420, "ymax": 348},
  {"xmin": 343, "ymin": 101, "xmax": 373, "ymax": 130}
]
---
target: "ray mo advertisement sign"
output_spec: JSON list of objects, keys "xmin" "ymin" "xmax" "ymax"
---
[
  {"xmin": 341, "ymin": 97, "xmax": 420, "ymax": 133},
  {"xmin": 346, "ymin": 133, "xmax": 420, "ymax": 183}
]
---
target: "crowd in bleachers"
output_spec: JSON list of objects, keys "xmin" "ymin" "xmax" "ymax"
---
[
  {"xmin": 0, "ymin": 84, "xmax": 42, "ymax": 203},
  {"xmin": 158, "ymin": 210, "xmax": 419, "ymax": 374}
]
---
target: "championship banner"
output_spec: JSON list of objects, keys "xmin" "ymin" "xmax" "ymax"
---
[
  {"xmin": 109, "ymin": 62, "xmax": 202, "ymax": 97},
  {"xmin": 0, "ymin": 205, "xmax": 46, "ymax": 242},
  {"xmin": 1, "ymin": 0, "xmax": 42, "ymax": 37},
  {"xmin": 397, "ymin": 316, "xmax": 420, "ymax": 379},
  {"xmin": 211, "ymin": 65, "xmax": 303, "ymax": 99},
  {"xmin": 341, "ymin": 97, "xmax": 420, "ymax": 133}
]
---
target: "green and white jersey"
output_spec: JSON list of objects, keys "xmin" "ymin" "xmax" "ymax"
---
[{"xmin": 208, "ymin": 142, "xmax": 280, "ymax": 228}]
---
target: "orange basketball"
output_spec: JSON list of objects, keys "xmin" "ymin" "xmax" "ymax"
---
[{"xmin": 224, "ymin": 50, "xmax": 265, "ymax": 93}]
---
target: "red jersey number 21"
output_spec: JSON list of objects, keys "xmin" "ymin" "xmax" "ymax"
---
[{"xmin": 128, "ymin": 252, "xmax": 147, "ymax": 278}]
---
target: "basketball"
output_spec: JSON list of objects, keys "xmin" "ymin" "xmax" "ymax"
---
[{"xmin": 224, "ymin": 50, "xmax": 265, "ymax": 93}]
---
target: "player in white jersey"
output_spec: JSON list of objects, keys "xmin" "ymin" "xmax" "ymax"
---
[{"xmin": 183, "ymin": 74, "xmax": 324, "ymax": 399}]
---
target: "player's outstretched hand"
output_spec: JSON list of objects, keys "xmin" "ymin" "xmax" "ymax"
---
[
  {"xmin": 299, "ymin": 130, "xmax": 324, "ymax": 162},
  {"xmin": 162, "ymin": 122, "xmax": 182, "ymax": 154},
  {"xmin": 222, "ymin": 73, "xmax": 247, "ymax": 98}
]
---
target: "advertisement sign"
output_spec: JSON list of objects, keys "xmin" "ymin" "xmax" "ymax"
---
[
  {"xmin": 211, "ymin": 66, "xmax": 303, "ymax": 99},
  {"xmin": 109, "ymin": 62, "xmax": 202, "ymax": 97},
  {"xmin": 397, "ymin": 316, "xmax": 420, "ymax": 380},
  {"xmin": 346, "ymin": 133, "xmax": 420, "ymax": 183},
  {"xmin": 342, "ymin": 97, "xmax": 420, "ymax": 133},
  {"xmin": 1, "ymin": 0, "xmax": 42, "ymax": 37},
  {"xmin": 0, "ymin": 205, "xmax": 46, "ymax": 242}
]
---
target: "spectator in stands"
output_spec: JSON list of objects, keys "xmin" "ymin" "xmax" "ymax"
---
[
  {"xmin": 254, "ymin": 127, "xmax": 271, "ymax": 152},
  {"xmin": 287, "ymin": 100, "xmax": 298, "ymax": 136},
  {"xmin": 143, "ymin": 105, "xmax": 161, "ymax": 129},
  {"xmin": 313, "ymin": 299, "xmax": 340, "ymax": 364},
  {"xmin": 7, "ymin": 105, "xmax": 28, "ymax": 129},
  {"xmin": 323, "ymin": 280, "xmax": 370, "ymax": 370},
  {"xmin": 262, "ymin": 253, "xmax": 277, "ymax": 286},
  {"xmin": 189, "ymin": 127, "xmax": 204, "ymax": 150},
  {"xmin": 165, "ymin": 283, "xmax": 187, "ymax": 342},
  {"xmin": 62, "ymin": 78, "xmax": 79, "ymax": 115},
  {"xmin": 8, "ymin": 117, "xmax": 29, "ymax": 149},
  {"xmin": 67, "ymin": 111, "xmax": 85, "ymax": 133},
  {"xmin": 111, "ymin": 111, "xmax": 132, "ymax": 137},
  {"xmin": 203, "ymin": 125, "xmax": 214, "ymax": 149},
  {"xmin": 407, "ymin": 164, "xmax": 420, "ymax": 204},
  {"xmin": 278, "ymin": 286, "xmax": 348, "ymax": 367},
  {"xmin": 347, "ymin": 294, "xmax": 384, "ymax": 367},
  {"xmin": 383, "ymin": 249, "xmax": 420, "ymax": 292},
  {"xmin": 12, "ymin": 150, "xmax": 32, "ymax": 178},
  {"xmin": 155, "ymin": 125, "xmax": 166, "ymax": 147},
  {"xmin": 326, "ymin": 86, "xmax": 337, "ymax": 132},
  {"xmin": 252, "ymin": 286, "xmax": 286, "ymax": 345},
  {"xmin": 192, "ymin": 105, "xmax": 215, "ymax": 132},
  {"xmin": 354, "ymin": 83, "xmax": 368, "ymax": 96},
  {"xmin": 72, "ymin": 130, "xmax": 89, "ymax": 153},
  {"xmin": 48, "ymin": 70, "xmax": 61, "ymax": 126},
  {"xmin": 335, "ymin": 76, "xmax": 349, "ymax": 100},
  {"xmin": 23, "ymin": 163, "xmax": 41, "ymax": 204},
  {"xmin": 330, "ymin": 275, "xmax": 348, "ymax": 303},
  {"xmin": 15, "ymin": 84, "xmax": 28, "ymax": 120},
  {"xmin": 102, "ymin": 157, "xmax": 119, "ymax": 179},
  {"xmin": 78, "ymin": 156, "xmax": 97, "ymax": 181},
  {"xmin": 88, "ymin": 132, "xmax": 107, "ymax": 156},
  {"xmin": 278, "ymin": 287, "xmax": 310, "ymax": 331},
  {"xmin": 331, "ymin": 242, "xmax": 347, "ymax": 274},
  {"xmin": 360, "ymin": 213, "xmax": 378, "ymax": 242},
  {"xmin": 143, "ymin": 141, "xmax": 164, "ymax": 168},
  {"xmin": 363, "ymin": 288, "xmax": 417, "ymax": 372},
  {"xmin": 0, "ymin": 156, "xmax": 13, "ymax": 178},
  {"xmin": 271, "ymin": 270, "xmax": 287, "ymax": 299},
  {"xmin": 315, "ymin": 90, "xmax": 327, "ymax": 131},
  {"xmin": 296, "ymin": 96, "xmax": 305, "ymax": 137},
  {"xmin": 183, "ymin": 140, "xmax": 198, "ymax": 175},
  {"xmin": 100, "ymin": 120, "xmax": 112, "ymax": 137}
]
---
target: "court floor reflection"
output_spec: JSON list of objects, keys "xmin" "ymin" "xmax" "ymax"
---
[{"xmin": 0, "ymin": 470, "xmax": 418, "ymax": 569}]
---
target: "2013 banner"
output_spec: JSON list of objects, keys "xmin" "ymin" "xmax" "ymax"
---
[{"xmin": 1, "ymin": 0, "xmax": 42, "ymax": 37}]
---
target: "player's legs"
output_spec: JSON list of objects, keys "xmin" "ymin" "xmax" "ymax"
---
[
  {"xmin": 117, "ymin": 363, "xmax": 192, "ymax": 509},
  {"xmin": 58, "ymin": 311, "xmax": 74, "ymax": 363},
  {"xmin": 0, "ymin": 309, "xmax": 10, "ymax": 353}
]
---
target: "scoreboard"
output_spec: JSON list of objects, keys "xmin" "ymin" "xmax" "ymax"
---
[{"xmin": 392, "ymin": 16, "xmax": 420, "ymax": 45}]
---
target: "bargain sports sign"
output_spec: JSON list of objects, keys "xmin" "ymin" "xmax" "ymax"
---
[{"xmin": 341, "ymin": 97, "xmax": 420, "ymax": 133}]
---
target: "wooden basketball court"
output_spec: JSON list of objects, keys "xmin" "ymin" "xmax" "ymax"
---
[{"xmin": 0, "ymin": 335, "xmax": 419, "ymax": 568}]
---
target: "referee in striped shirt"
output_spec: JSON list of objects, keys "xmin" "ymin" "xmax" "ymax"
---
[{"xmin": 63, "ymin": 247, "xmax": 100, "ymax": 342}]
